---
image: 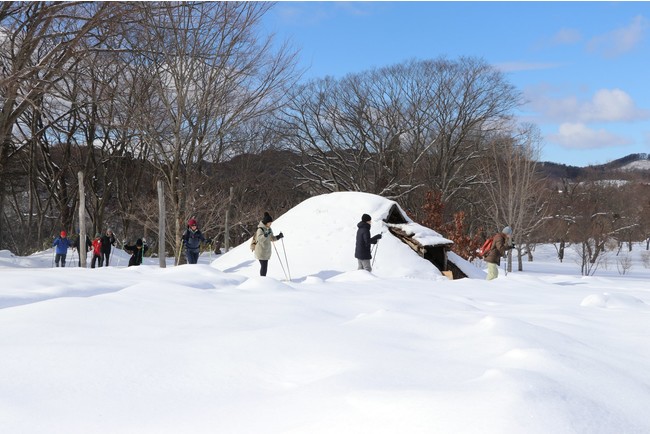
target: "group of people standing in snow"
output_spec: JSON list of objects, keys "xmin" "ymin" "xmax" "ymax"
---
[
  {"xmin": 52, "ymin": 228, "xmax": 147, "ymax": 268},
  {"xmin": 251, "ymin": 211, "xmax": 380, "ymax": 277},
  {"xmin": 53, "ymin": 229, "xmax": 116, "ymax": 268},
  {"xmin": 53, "ymin": 210, "xmax": 513, "ymax": 280},
  {"xmin": 51, "ymin": 218, "xmax": 214, "ymax": 269},
  {"xmin": 253, "ymin": 211, "xmax": 511, "ymax": 279}
]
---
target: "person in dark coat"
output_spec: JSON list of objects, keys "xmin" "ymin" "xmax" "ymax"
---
[
  {"xmin": 52, "ymin": 231, "xmax": 71, "ymax": 267},
  {"xmin": 124, "ymin": 238, "xmax": 148, "ymax": 267},
  {"xmin": 100, "ymin": 229, "xmax": 116, "ymax": 266},
  {"xmin": 485, "ymin": 226, "xmax": 513, "ymax": 280},
  {"xmin": 182, "ymin": 218, "xmax": 211, "ymax": 264},
  {"xmin": 355, "ymin": 213, "xmax": 382, "ymax": 272}
]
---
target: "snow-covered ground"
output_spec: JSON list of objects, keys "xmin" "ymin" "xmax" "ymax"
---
[{"xmin": 1, "ymin": 192, "xmax": 649, "ymax": 433}]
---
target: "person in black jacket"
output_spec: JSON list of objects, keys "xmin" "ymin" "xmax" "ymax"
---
[
  {"xmin": 355, "ymin": 213, "xmax": 382, "ymax": 272},
  {"xmin": 100, "ymin": 229, "xmax": 116, "ymax": 266},
  {"xmin": 124, "ymin": 238, "xmax": 148, "ymax": 267}
]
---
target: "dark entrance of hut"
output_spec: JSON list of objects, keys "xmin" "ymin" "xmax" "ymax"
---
[{"xmin": 384, "ymin": 204, "xmax": 467, "ymax": 279}]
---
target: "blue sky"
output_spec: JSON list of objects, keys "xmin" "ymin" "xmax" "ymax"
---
[{"xmin": 262, "ymin": 2, "xmax": 650, "ymax": 167}]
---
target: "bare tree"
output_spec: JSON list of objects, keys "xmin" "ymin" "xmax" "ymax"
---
[
  {"xmin": 132, "ymin": 2, "xmax": 297, "ymax": 262},
  {"xmin": 0, "ymin": 2, "xmax": 118, "ymax": 248},
  {"xmin": 479, "ymin": 124, "xmax": 548, "ymax": 272},
  {"xmin": 282, "ymin": 57, "xmax": 521, "ymax": 205},
  {"xmin": 563, "ymin": 178, "xmax": 627, "ymax": 275}
]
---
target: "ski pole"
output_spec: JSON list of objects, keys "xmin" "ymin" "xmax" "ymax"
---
[
  {"xmin": 272, "ymin": 242, "xmax": 289, "ymax": 281},
  {"xmin": 281, "ymin": 238, "xmax": 291, "ymax": 281},
  {"xmin": 372, "ymin": 240, "xmax": 380, "ymax": 267}
]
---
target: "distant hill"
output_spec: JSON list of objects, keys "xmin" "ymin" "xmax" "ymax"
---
[{"xmin": 538, "ymin": 153, "xmax": 650, "ymax": 181}]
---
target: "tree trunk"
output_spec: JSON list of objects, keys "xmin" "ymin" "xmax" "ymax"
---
[
  {"xmin": 158, "ymin": 180, "xmax": 166, "ymax": 268},
  {"xmin": 78, "ymin": 172, "xmax": 87, "ymax": 268}
]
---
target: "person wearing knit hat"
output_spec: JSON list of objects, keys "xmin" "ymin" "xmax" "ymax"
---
[
  {"xmin": 355, "ymin": 213, "xmax": 382, "ymax": 272},
  {"xmin": 484, "ymin": 226, "xmax": 514, "ymax": 280},
  {"xmin": 124, "ymin": 238, "xmax": 148, "ymax": 267},
  {"xmin": 91, "ymin": 233, "xmax": 103, "ymax": 268},
  {"xmin": 252, "ymin": 211, "xmax": 283, "ymax": 276},
  {"xmin": 182, "ymin": 218, "xmax": 211, "ymax": 264},
  {"xmin": 52, "ymin": 230, "xmax": 71, "ymax": 267}
]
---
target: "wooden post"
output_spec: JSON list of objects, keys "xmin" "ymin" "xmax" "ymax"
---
[
  {"xmin": 224, "ymin": 186, "xmax": 233, "ymax": 252},
  {"xmin": 78, "ymin": 171, "xmax": 87, "ymax": 268},
  {"xmin": 158, "ymin": 180, "xmax": 166, "ymax": 268}
]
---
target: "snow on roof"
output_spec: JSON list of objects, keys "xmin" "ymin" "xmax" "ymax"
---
[
  {"xmin": 212, "ymin": 191, "xmax": 463, "ymax": 281},
  {"xmin": 386, "ymin": 221, "xmax": 452, "ymax": 247}
]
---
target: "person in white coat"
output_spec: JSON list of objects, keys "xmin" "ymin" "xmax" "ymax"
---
[{"xmin": 253, "ymin": 212, "xmax": 284, "ymax": 276}]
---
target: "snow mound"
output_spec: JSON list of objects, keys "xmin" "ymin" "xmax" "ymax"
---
[
  {"xmin": 237, "ymin": 276, "xmax": 295, "ymax": 292},
  {"xmin": 580, "ymin": 292, "xmax": 649, "ymax": 310}
]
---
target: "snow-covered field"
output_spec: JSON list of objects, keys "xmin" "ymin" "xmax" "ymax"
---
[{"xmin": 1, "ymin": 192, "xmax": 649, "ymax": 434}]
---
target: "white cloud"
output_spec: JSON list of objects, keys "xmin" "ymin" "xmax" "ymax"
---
[
  {"xmin": 551, "ymin": 28, "xmax": 582, "ymax": 45},
  {"xmin": 334, "ymin": 2, "xmax": 376, "ymax": 16},
  {"xmin": 494, "ymin": 61, "xmax": 563, "ymax": 72},
  {"xmin": 526, "ymin": 87, "xmax": 649, "ymax": 123},
  {"xmin": 274, "ymin": 4, "xmax": 333, "ymax": 26},
  {"xmin": 582, "ymin": 89, "xmax": 649, "ymax": 122},
  {"xmin": 548, "ymin": 123, "xmax": 631, "ymax": 149},
  {"xmin": 587, "ymin": 15, "xmax": 648, "ymax": 57},
  {"xmin": 532, "ymin": 27, "xmax": 581, "ymax": 51}
]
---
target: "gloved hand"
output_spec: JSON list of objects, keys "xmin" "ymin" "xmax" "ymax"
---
[
  {"xmin": 142, "ymin": 238, "xmax": 147, "ymax": 243},
  {"xmin": 372, "ymin": 234, "xmax": 382, "ymax": 241},
  {"xmin": 275, "ymin": 232, "xmax": 284, "ymax": 240}
]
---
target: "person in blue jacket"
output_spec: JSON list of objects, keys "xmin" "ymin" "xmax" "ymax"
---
[
  {"xmin": 182, "ymin": 219, "xmax": 211, "ymax": 264},
  {"xmin": 355, "ymin": 214, "xmax": 382, "ymax": 272},
  {"xmin": 52, "ymin": 230, "xmax": 72, "ymax": 267}
]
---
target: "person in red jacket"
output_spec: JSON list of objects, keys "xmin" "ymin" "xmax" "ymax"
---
[
  {"xmin": 91, "ymin": 233, "xmax": 103, "ymax": 268},
  {"xmin": 485, "ymin": 226, "xmax": 513, "ymax": 280}
]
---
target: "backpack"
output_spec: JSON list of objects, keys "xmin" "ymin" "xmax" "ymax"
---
[
  {"xmin": 250, "ymin": 229, "xmax": 260, "ymax": 252},
  {"xmin": 92, "ymin": 239, "xmax": 102, "ymax": 256},
  {"xmin": 478, "ymin": 237, "xmax": 493, "ymax": 258}
]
